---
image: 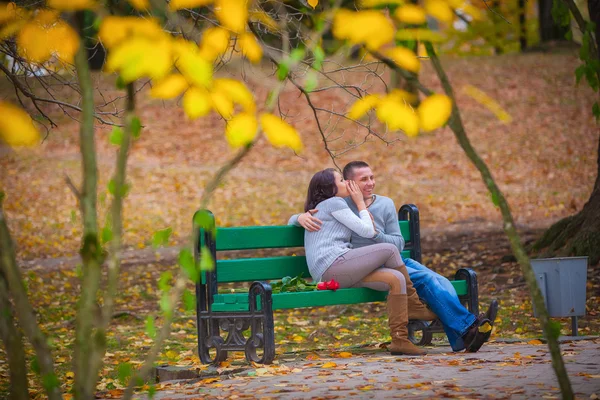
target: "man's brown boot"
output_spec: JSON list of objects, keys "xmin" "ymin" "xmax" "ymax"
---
[
  {"xmin": 394, "ymin": 265, "xmax": 437, "ymax": 321},
  {"xmin": 386, "ymin": 294, "xmax": 427, "ymax": 356}
]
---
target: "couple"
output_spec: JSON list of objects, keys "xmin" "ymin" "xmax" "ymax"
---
[{"xmin": 289, "ymin": 161, "xmax": 499, "ymax": 355}]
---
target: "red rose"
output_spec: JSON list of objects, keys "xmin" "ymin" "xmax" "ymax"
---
[
  {"xmin": 326, "ymin": 279, "xmax": 340, "ymax": 291},
  {"xmin": 317, "ymin": 282, "xmax": 328, "ymax": 290}
]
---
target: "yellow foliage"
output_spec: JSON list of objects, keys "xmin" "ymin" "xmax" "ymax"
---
[
  {"xmin": 394, "ymin": 5, "xmax": 427, "ymax": 24},
  {"xmin": 307, "ymin": 0, "xmax": 318, "ymax": 9},
  {"xmin": 424, "ymin": 0, "xmax": 454, "ymax": 23},
  {"xmin": 128, "ymin": 0, "xmax": 149, "ymax": 10},
  {"xmin": 46, "ymin": 0, "xmax": 97, "ymax": 10},
  {"xmin": 183, "ymin": 87, "xmax": 212, "ymax": 119},
  {"xmin": 321, "ymin": 362, "xmax": 337, "ymax": 368},
  {"xmin": 0, "ymin": 101, "xmax": 40, "ymax": 147},
  {"xmin": 260, "ymin": 113, "xmax": 303, "ymax": 152},
  {"xmin": 248, "ymin": 9, "xmax": 279, "ymax": 33},
  {"xmin": 213, "ymin": 78, "xmax": 255, "ymax": 112},
  {"xmin": 238, "ymin": 32, "xmax": 262, "ymax": 63},
  {"xmin": 385, "ymin": 46, "xmax": 420, "ymax": 73},
  {"xmin": 200, "ymin": 26, "xmax": 230, "ymax": 60},
  {"xmin": 376, "ymin": 95, "xmax": 419, "ymax": 136},
  {"xmin": 387, "ymin": 89, "xmax": 418, "ymax": 105},
  {"xmin": 169, "ymin": 0, "xmax": 213, "ymax": 10},
  {"xmin": 173, "ymin": 40, "xmax": 213, "ymax": 88},
  {"xmin": 333, "ymin": 10, "xmax": 394, "ymax": 51},
  {"xmin": 463, "ymin": 85, "xmax": 512, "ymax": 123},
  {"xmin": 396, "ymin": 28, "xmax": 445, "ymax": 42},
  {"xmin": 0, "ymin": 2, "xmax": 20, "ymax": 24},
  {"xmin": 358, "ymin": 0, "xmax": 403, "ymax": 8},
  {"xmin": 225, "ymin": 112, "xmax": 258, "ymax": 147},
  {"xmin": 98, "ymin": 17, "xmax": 164, "ymax": 49},
  {"xmin": 215, "ymin": 0, "xmax": 247, "ymax": 33},
  {"xmin": 417, "ymin": 93, "xmax": 452, "ymax": 132},
  {"xmin": 347, "ymin": 94, "xmax": 379, "ymax": 120},
  {"xmin": 0, "ymin": 18, "xmax": 25, "ymax": 40},
  {"xmin": 210, "ymin": 89, "xmax": 235, "ymax": 119},
  {"xmin": 150, "ymin": 74, "xmax": 189, "ymax": 99},
  {"xmin": 17, "ymin": 12, "xmax": 79, "ymax": 63},
  {"xmin": 106, "ymin": 36, "xmax": 172, "ymax": 82}
]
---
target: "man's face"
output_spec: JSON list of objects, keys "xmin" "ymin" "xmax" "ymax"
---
[{"xmin": 350, "ymin": 167, "xmax": 375, "ymax": 199}]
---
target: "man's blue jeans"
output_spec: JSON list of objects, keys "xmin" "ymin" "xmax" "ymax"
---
[{"xmin": 404, "ymin": 257, "xmax": 476, "ymax": 351}]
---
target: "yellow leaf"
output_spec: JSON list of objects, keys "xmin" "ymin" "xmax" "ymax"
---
[
  {"xmin": 417, "ymin": 93, "xmax": 452, "ymax": 132},
  {"xmin": 47, "ymin": 0, "xmax": 97, "ymax": 11},
  {"xmin": 463, "ymin": 84, "xmax": 512, "ymax": 123},
  {"xmin": 183, "ymin": 87, "xmax": 212, "ymax": 119},
  {"xmin": 213, "ymin": 78, "xmax": 255, "ymax": 112},
  {"xmin": 106, "ymin": 36, "xmax": 172, "ymax": 82},
  {"xmin": 394, "ymin": 5, "xmax": 427, "ymax": 24},
  {"xmin": 165, "ymin": 350, "xmax": 178, "ymax": 359},
  {"xmin": 478, "ymin": 322, "xmax": 492, "ymax": 334},
  {"xmin": 0, "ymin": 102, "xmax": 40, "ymax": 147},
  {"xmin": 98, "ymin": 17, "xmax": 164, "ymax": 49},
  {"xmin": 150, "ymin": 74, "xmax": 189, "ymax": 99},
  {"xmin": 238, "ymin": 32, "xmax": 262, "ymax": 63},
  {"xmin": 215, "ymin": 0, "xmax": 247, "ymax": 33},
  {"xmin": 128, "ymin": 0, "xmax": 149, "ymax": 10},
  {"xmin": 528, "ymin": 339, "xmax": 543, "ymax": 345},
  {"xmin": 0, "ymin": 19, "xmax": 26, "ymax": 41},
  {"xmin": 260, "ymin": 113, "xmax": 303, "ymax": 152},
  {"xmin": 199, "ymin": 26, "xmax": 230, "ymax": 60},
  {"xmin": 347, "ymin": 94, "xmax": 379, "ymax": 120},
  {"xmin": 388, "ymin": 89, "xmax": 418, "ymax": 105},
  {"xmin": 333, "ymin": 10, "xmax": 394, "ymax": 51},
  {"xmin": 376, "ymin": 96, "xmax": 419, "ymax": 136},
  {"xmin": 385, "ymin": 46, "xmax": 420, "ymax": 73},
  {"xmin": 173, "ymin": 39, "xmax": 213, "ymax": 87},
  {"xmin": 66, "ymin": 372, "xmax": 75, "ymax": 380},
  {"xmin": 169, "ymin": 0, "xmax": 213, "ymax": 10},
  {"xmin": 248, "ymin": 9, "xmax": 279, "ymax": 33},
  {"xmin": 16, "ymin": 11, "xmax": 78, "ymax": 64},
  {"xmin": 210, "ymin": 89, "xmax": 235, "ymax": 119},
  {"xmin": 338, "ymin": 352, "xmax": 353, "ymax": 358},
  {"xmin": 424, "ymin": 0, "xmax": 454, "ymax": 23},
  {"xmin": 0, "ymin": 2, "xmax": 21, "ymax": 25},
  {"xmin": 307, "ymin": 0, "xmax": 318, "ymax": 8},
  {"xmin": 321, "ymin": 362, "xmax": 337, "ymax": 368},
  {"xmin": 225, "ymin": 112, "xmax": 258, "ymax": 147}
]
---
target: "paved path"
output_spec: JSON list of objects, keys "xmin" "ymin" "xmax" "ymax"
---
[{"xmin": 141, "ymin": 339, "xmax": 600, "ymax": 399}]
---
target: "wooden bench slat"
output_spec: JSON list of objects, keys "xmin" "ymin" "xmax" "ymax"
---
[
  {"xmin": 213, "ymin": 222, "xmax": 412, "ymax": 251},
  {"xmin": 212, "ymin": 250, "xmax": 413, "ymax": 283},
  {"xmin": 210, "ymin": 280, "xmax": 468, "ymax": 312}
]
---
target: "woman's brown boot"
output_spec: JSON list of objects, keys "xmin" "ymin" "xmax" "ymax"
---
[
  {"xmin": 394, "ymin": 265, "xmax": 437, "ymax": 321},
  {"xmin": 386, "ymin": 294, "xmax": 427, "ymax": 356}
]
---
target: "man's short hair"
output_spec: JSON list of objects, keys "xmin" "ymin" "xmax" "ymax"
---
[{"xmin": 343, "ymin": 161, "xmax": 370, "ymax": 180}]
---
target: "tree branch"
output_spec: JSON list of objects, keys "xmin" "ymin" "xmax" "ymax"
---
[{"xmin": 425, "ymin": 41, "xmax": 574, "ymax": 400}]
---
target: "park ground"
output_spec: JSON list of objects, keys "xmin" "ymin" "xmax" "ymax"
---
[{"xmin": 0, "ymin": 49, "xmax": 599, "ymax": 397}]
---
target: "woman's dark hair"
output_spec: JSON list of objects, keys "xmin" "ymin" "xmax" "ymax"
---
[{"xmin": 304, "ymin": 168, "xmax": 338, "ymax": 211}]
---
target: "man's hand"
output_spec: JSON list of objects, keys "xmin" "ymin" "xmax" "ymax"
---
[{"xmin": 298, "ymin": 209, "xmax": 322, "ymax": 232}]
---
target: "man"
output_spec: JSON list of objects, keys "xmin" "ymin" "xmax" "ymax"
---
[{"xmin": 289, "ymin": 161, "xmax": 498, "ymax": 352}]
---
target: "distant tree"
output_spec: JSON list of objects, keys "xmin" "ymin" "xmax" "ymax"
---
[{"xmin": 538, "ymin": 0, "xmax": 571, "ymax": 41}]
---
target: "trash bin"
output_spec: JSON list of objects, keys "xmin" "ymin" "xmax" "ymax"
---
[{"xmin": 531, "ymin": 256, "xmax": 588, "ymax": 336}]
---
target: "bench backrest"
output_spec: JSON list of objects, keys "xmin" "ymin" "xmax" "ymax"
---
[{"xmin": 194, "ymin": 205, "xmax": 422, "ymax": 287}]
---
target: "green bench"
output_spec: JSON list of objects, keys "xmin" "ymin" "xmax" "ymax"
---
[{"xmin": 194, "ymin": 204, "xmax": 479, "ymax": 364}]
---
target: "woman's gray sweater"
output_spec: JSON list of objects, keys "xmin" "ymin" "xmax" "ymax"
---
[{"xmin": 302, "ymin": 197, "xmax": 375, "ymax": 282}]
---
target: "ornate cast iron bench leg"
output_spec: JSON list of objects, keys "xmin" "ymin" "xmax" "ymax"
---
[{"xmin": 246, "ymin": 281, "xmax": 275, "ymax": 364}]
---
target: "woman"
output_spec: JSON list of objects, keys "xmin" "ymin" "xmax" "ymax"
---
[{"xmin": 303, "ymin": 168, "xmax": 425, "ymax": 355}]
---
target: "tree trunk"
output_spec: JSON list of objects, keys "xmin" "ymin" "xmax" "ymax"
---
[
  {"xmin": 491, "ymin": 0, "xmax": 503, "ymax": 55},
  {"xmin": 538, "ymin": 0, "xmax": 570, "ymax": 41},
  {"xmin": 0, "ymin": 270, "xmax": 29, "ymax": 400},
  {"xmin": 519, "ymin": 0, "xmax": 527, "ymax": 51}
]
